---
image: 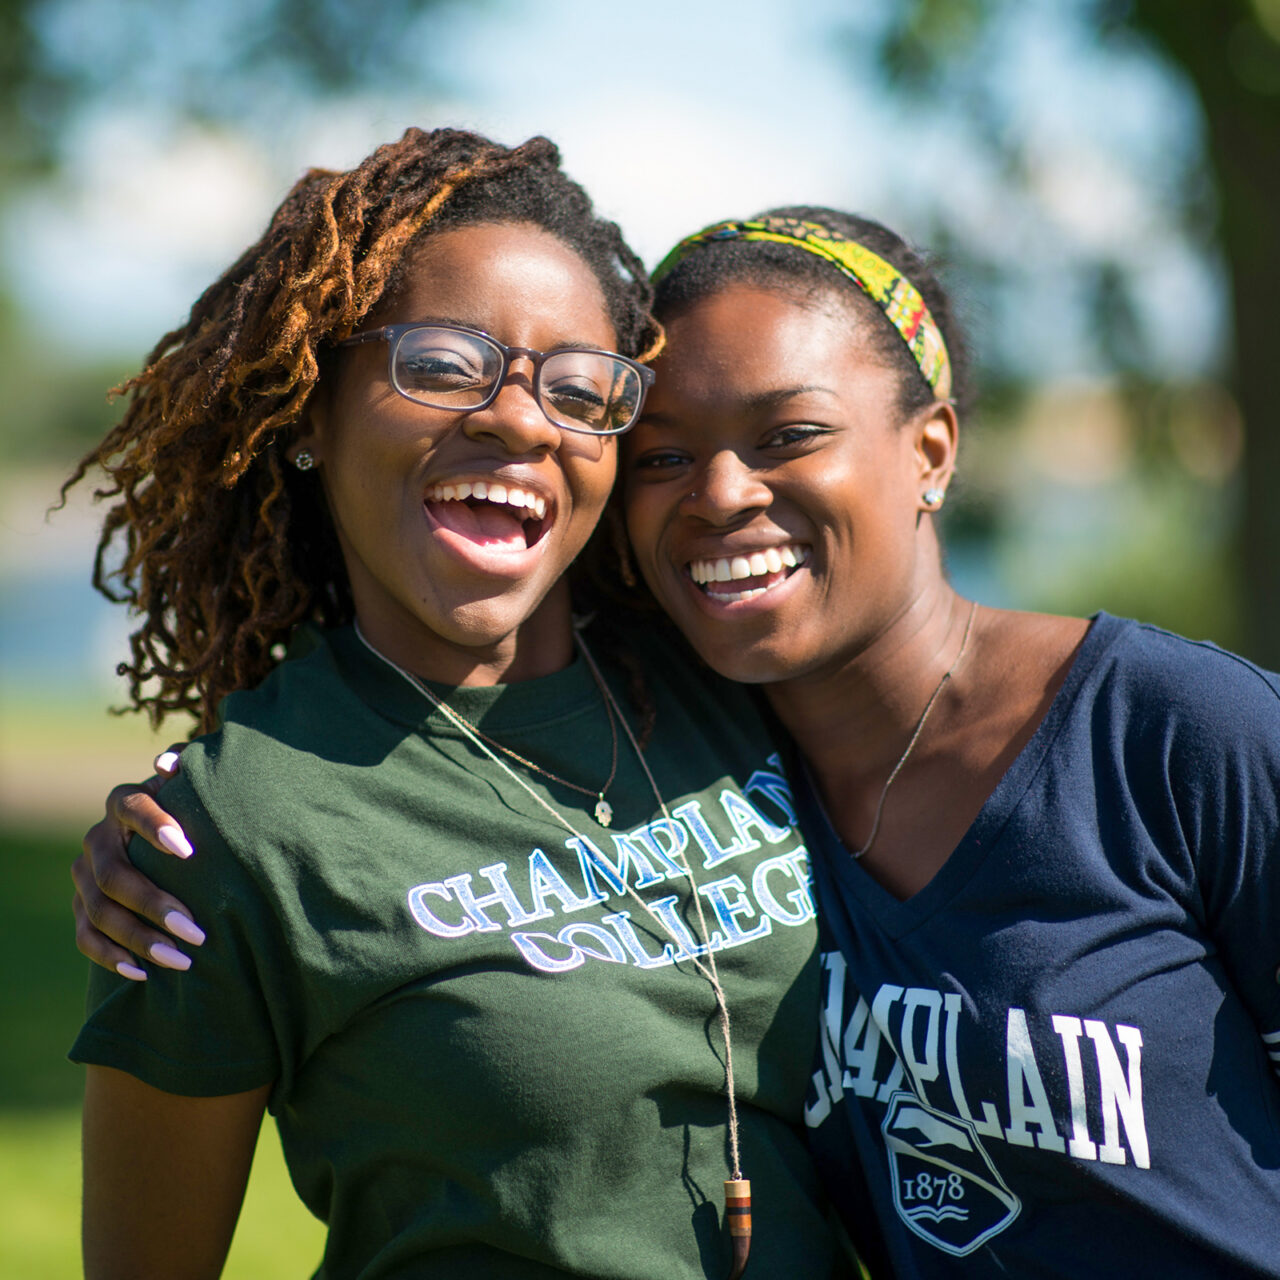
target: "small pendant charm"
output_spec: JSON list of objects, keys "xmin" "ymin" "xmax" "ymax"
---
[{"xmin": 595, "ymin": 796, "xmax": 613, "ymax": 827}]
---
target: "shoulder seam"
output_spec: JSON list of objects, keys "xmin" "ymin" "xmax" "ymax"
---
[{"xmin": 1132, "ymin": 622, "xmax": 1280, "ymax": 705}]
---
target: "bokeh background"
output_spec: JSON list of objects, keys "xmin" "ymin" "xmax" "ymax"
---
[{"xmin": 2, "ymin": 0, "xmax": 1276, "ymax": 1273}]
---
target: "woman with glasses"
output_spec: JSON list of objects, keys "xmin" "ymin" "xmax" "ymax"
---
[{"xmin": 66, "ymin": 130, "xmax": 846, "ymax": 1279}]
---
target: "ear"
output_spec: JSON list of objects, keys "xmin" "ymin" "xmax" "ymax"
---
[
  {"xmin": 912, "ymin": 399, "xmax": 959, "ymax": 512},
  {"xmin": 284, "ymin": 393, "xmax": 327, "ymax": 470}
]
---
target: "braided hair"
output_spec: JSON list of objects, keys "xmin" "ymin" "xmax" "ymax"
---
[{"xmin": 64, "ymin": 128, "xmax": 661, "ymax": 730}]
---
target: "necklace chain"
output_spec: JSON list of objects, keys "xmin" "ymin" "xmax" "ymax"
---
[
  {"xmin": 350, "ymin": 623, "xmax": 744, "ymax": 1181},
  {"xmin": 574, "ymin": 635, "xmax": 744, "ymax": 1183},
  {"xmin": 379, "ymin": 638, "xmax": 622, "ymax": 826},
  {"xmin": 852, "ymin": 599, "xmax": 980, "ymax": 860}
]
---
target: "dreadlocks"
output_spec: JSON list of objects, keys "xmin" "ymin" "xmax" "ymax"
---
[{"xmin": 63, "ymin": 128, "xmax": 661, "ymax": 731}]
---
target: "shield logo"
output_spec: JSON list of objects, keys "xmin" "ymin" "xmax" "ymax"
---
[{"xmin": 881, "ymin": 1090, "xmax": 1021, "ymax": 1257}]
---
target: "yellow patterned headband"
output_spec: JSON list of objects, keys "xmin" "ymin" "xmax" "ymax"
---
[{"xmin": 653, "ymin": 216, "xmax": 953, "ymax": 401}]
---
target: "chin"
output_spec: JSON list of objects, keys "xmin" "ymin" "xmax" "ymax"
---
[
  {"xmin": 681, "ymin": 628, "xmax": 802, "ymax": 687},
  {"xmin": 439, "ymin": 592, "xmax": 550, "ymax": 647}
]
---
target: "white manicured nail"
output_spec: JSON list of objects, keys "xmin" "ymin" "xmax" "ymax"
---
[
  {"xmin": 117, "ymin": 961, "xmax": 147, "ymax": 982},
  {"xmin": 150, "ymin": 942, "xmax": 191, "ymax": 971},
  {"xmin": 164, "ymin": 912, "xmax": 205, "ymax": 946},
  {"xmin": 157, "ymin": 826, "xmax": 194, "ymax": 859},
  {"xmin": 155, "ymin": 750, "xmax": 180, "ymax": 774}
]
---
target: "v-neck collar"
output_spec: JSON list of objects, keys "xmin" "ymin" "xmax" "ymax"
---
[{"xmin": 796, "ymin": 612, "xmax": 1127, "ymax": 939}]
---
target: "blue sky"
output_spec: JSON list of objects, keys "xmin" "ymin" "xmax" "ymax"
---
[
  {"xmin": 4, "ymin": 0, "xmax": 1222, "ymax": 376},
  {"xmin": 8, "ymin": 0, "xmax": 879, "ymax": 351}
]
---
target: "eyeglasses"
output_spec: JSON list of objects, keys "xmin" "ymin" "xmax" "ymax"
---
[{"xmin": 335, "ymin": 322, "xmax": 655, "ymax": 436}]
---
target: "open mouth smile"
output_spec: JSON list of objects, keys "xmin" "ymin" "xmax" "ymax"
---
[
  {"xmin": 425, "ymin": 479, "xmax": 552, "ymax": 552},
  {"xmin": 686, "ymin": 543, "xmax": 810, "ymax": 603}
]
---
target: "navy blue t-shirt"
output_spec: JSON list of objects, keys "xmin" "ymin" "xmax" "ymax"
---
[{"xmin": 802, "ymin": 614, "xmax": 1280, "ymax": 1277}]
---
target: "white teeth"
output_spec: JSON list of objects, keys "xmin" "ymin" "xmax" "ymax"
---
[
  {"xmin": 425, "ymin": 481, "xmax": 548, "ymax": 521},
  {"xmin": 687, "ymin": 544, "xmax": 810, "ymax": 588}
]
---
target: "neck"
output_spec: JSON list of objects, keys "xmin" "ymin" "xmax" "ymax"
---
[
  {"xmin": 763, "ymin": 584, "xmax": 973, "ymax": 781},
  {"xmin": 352, "ymin": 580, "xmax": 577, "ymax": 688}
]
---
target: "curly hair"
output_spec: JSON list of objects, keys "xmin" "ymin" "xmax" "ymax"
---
[{"xmin": 63, "ymin": 127, "xmax": 662, "ymax": 731}]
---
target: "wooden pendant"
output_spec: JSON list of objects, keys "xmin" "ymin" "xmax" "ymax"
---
[{"xmin": 725, "ymin": 1178, "xmax": 751, "ymax": 1279}]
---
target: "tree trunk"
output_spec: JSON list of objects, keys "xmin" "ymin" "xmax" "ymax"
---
[{"xmin": 1130, "ymin": 0, "xmax": 1280, "ymax": 666}]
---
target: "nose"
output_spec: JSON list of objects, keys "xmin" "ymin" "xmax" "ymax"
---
[
  {"xmin": 463, "ymin": 359, "xmax": 562, "ymax": 455},
  {"xmin": 679, "ymin": 450, "xmax": 772, "ymax": 525}
]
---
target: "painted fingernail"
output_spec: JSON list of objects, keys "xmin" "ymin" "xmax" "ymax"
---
[
  {"xmin": 164, "ymin": 911, "xmax": 206, "ymax": 946},
  {"xmin": 150, "ymin": 942, "xmax": 191, "ymax": 971},
  {"xmin": 157, "ymin": 825, "xmax": 194, "ymax": 858},
  {"xmin": 117, "ymin": 961, "xmax": 147, "ymax": 981},
  {"xmin": 155, "ymin": 750, "xmax": 180, "ymax": 774}
]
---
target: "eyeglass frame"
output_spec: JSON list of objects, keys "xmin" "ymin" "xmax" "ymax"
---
[{"xmin": 334, "ymin": 321, "xmax": 656, "ymax": 436}]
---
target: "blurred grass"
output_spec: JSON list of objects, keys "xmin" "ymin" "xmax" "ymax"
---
[
  {"xmin": 0, "ymin": 825, "xmax": 325, "ymax": 1277},
  {"xmin": 0, "ymin": 690, "xmax": 195, "ymax": 827}
]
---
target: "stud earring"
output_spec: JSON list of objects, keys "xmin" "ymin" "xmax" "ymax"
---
[
  {"xmin": 923, "ymin": 487, "xmax": 945, "ymax": 508},
  {"xmin": 293, "ymin": 449, "xmax": 316, "ymax": 472}
]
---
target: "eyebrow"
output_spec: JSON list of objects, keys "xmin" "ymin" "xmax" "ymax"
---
[
  {"xmin": 641, "ymin": 384, "xmax": 838, "ymax": 427},
  {"xmin": 740, "ymin": 385, "xmax": 838, "ymax": 410},
  {"xmin": 404, "ymin": 315, "xmax": 612, "ymax": 352}
]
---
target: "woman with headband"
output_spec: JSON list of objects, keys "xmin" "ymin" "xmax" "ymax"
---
[
  {"xmin": 75, "ymin": 203, "xmax": 1280, "ymax": 1276},
  {"xmin": 63, "ymin": 136, "xmax": 847, "ymax": 1280},
  {"xmin": 624, "ymin": 207, "xmax": 1280, "ymax": 1277}
]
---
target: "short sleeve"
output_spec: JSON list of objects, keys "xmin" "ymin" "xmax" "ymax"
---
[
  {"xmin": 69, "ymin": 768, "xmax": 282, "ymax": 1097},
  {"xmin": 1177, "ymin": 651, "xmax": 1280, "ymax": 1049}
]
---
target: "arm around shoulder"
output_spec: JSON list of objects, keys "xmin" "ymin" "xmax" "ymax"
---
[{"xmin": 82, "ymin": 1065, "xmax": 270, "ymax": 1280}]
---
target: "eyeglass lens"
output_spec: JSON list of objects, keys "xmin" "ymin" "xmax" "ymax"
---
[{"xmin": 392, "ymin": 327, "xmax": 643, "ymax": 433}]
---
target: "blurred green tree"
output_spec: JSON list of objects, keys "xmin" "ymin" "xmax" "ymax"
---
[
  {"xmin": 1, "ymin": 0, "xmax": 464, "ymax": 176},
  {"xmin": 0, "ymin": 0, "xmax": 467, "ymax": 461},
  {"xmin": 873, "ymin": 0, "xmax": 1280, "ymax": 666}
]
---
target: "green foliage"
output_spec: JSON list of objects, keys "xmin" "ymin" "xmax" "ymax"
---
[
  {"xmin": 865, "ymin": 0, "xmax": 1280, "ymax": 665},
  {"xmin": 878, "ymin": 0, "xmax": 985, "ymax": 86},
  {"xmin": 1, "ymin": 0, "xmax": 474, "ymax": 174},
  {"xmin": 0, "ymin": 335, "xmax": 131, "ymax": 462},
  {"xmin": 997, "ymin": 474, "xmax": 1242, "ymax": 648}
]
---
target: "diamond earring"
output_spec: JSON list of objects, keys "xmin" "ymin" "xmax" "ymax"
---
[
  {"xmin": 923, "ymin": 487, "xmax": 945, "ymax": 508},
  {"xmin": 293, "ymin": 449, "xmax": 316, "ymax": 472}
]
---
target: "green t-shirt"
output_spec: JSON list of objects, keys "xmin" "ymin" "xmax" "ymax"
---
[{"xmin": 72, "ymin": 624, "xmax": 842, "ymax": 1279}]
